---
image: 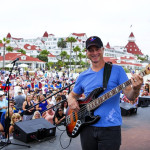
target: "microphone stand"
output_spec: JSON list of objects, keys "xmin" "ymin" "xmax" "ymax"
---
[
  {"xmin": 26, "ymin": 82, "xmax": 75, "ymax": 111},
  {"xmin": 42, "ymin": 99, "xmax": 67, "ymax": 114},
  {"xmin": 0, "ymin": 61, "xmax": 30, "ymax": 149}
]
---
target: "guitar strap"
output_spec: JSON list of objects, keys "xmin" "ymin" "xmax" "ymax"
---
[{"xmin": 103, "ymin": 62, "xmax": 112, "ymax": 90}]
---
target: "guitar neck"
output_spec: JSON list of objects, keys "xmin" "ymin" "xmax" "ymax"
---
[{"xmin": 87, "ymin": 70, "xmax": 146, "ymax": 111}]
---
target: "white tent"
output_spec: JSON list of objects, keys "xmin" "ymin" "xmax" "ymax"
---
[
  {"xmin": 18, "ymin": 64, "xmax": 28, "ymax": 68},
  {"xmin": 5, "ymin": 64, "xmax": 14, "ymax": 68}
]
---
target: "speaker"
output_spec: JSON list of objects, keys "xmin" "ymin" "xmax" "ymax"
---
[
  {"xmin": 138, "ymin": 96, "xmax": 150, "ymax": 107},
  {"xmin": 13, "ymin": 118, "xmax": 56, "ymax": 143},
  {"xmin": 120, "ymin": 102, "xmax": 137, "ymax": 116}
]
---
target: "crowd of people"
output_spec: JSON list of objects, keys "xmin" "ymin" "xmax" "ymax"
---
[
  {"xmin": 0, "ymin": 69, "xmax": 76, "ymax": 139},
  {"xmin": 0, "ymin": 66, "xmax": 149, "ymax": 142}
]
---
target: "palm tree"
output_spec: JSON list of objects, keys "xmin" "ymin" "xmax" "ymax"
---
[
  {"xmin": 82, "ymin": 48, "xmax": 89, "ymax": 68},
  {"xmin": 18, "ymin": 49, "xmax": 26, "ymax": 54},
  {"xmin": 6, "ymin": 46, "xmax": 13, "ymax": 52},
  {"xmin": 73, "ymin": 46, "xmax": 81, "ymax": 71},
  {"xmin": 40, "ymin": 50, "xmax": 49, "ymax": 56},
  {"xmin": 66, "ymin": 54, "xmax": 70, "ymax": 68},
  {"xmin": 0, "ymin": 38, "xmax": 10, "ymax": 68},
  {"xmin": 57, "ymin": 38, "xmax": 67, "ymax": 60},
  {"xmin": 78, "ymin": 52, "xmax": 84, "ymax": 68},
  {"xmin": 66, "ymin": 37, "xmax": 77, "ymax": 72},
  {"xmin": 60, "ymin": 51, "xmax": 68, "ymax": 68}
]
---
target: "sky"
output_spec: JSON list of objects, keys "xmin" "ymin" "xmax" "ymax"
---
[{"xmin": 0, "ymin": 0, "xmax": 150, "ymax": 56}]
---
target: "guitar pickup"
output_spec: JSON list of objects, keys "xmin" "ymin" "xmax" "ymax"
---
[
  {"xmin": 72, "ymin": 112, "xmax": 76, "ymax": 122},
  {"xmin": 66, "ymin": 115, "xmax": 71, "ymax": 125}
]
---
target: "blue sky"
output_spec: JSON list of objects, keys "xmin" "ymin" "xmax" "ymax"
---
[{"xmin": 0, "ymin": 0, "xmax": 150, "ymax": 55}]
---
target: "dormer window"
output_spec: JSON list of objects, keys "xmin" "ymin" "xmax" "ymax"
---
[
  {"xmin": 27, "ymin": 46, "xmax": 31, "ymax": 49},
  {"xmin": 21, "ymin": 56, "xmax": 26, "ymax": 60},
  {"xmin": 117, "ymin": 60, "xmax": 120, "ymax": 63}
]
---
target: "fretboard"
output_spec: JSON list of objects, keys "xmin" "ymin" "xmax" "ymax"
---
[{"xmin": 86, "ymin": 70, "xmax": 146, "ymax": 111}]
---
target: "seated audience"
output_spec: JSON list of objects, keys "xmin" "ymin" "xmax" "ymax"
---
[
  {"xmin": 0, "ymin": 92, "xmax": 8, "ymax": 119},
  {"xmin": 36, "ymin": 94, "xmax": 49, "ymax": 114},
  {"xmin": 42, "ymin": 104, "xmax": 55, "ymax": 124},
  {"xmin": 4, "ymin": 108, "xmax": 14, "ymax": 138},
  {"xmin": 14, "ymin": 90, "xmax": 25, "ymax": 112},
  {"xmin": 32, "ymin": 111, "xmax": 42, "ymax": 119},
  {"xmin": 141, "ymin": 90, "xmax": 149, "ymax": 96},
  {"xmin": 22, "ymin": 94, "xmax": 35, "ymax": 121},
  {"xmin": 53, "ymin": 107, "xmax": 66, "ymax": 126},
  {"xmin": 144, "ymin": 83, "xmax": 149, "ymax": 93},
  {"xmin": 9, "ymin": 113, "xmax": 21, "ymax": 137},
  {"xmin": 31, "ymin": 94, "xmax": 39, "ymax": 111},
  {"xmin": 0, "ymin": 123, "xmax": 4, "ymax": 139},
  {"xmin": 61, "ymin": 101, "xmax": 68, "ymax": 114}
]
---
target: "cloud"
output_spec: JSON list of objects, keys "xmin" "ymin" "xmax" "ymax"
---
[{"xmin": 0, "ymin": 0, "xmax": 150, "ymax": 55}]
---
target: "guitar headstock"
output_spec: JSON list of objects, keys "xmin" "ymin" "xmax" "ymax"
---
[{"xmin": 145, "ymin": 64, "xmax": 150, "ymax": 75}]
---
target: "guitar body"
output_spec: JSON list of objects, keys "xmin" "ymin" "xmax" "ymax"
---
[{"xmin": 66, "ymin": 87, "xmax": 104, "ymax": 138}]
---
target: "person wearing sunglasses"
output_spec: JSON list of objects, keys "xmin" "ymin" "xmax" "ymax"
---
[{"xmin": 53, "ymin": 107, "xmax": 65, "ymax": 126}]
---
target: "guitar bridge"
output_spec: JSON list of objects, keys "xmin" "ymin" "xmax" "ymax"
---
[{"xmin": 72, "ymin": 120, "xmax": 81, "ymax": 136}]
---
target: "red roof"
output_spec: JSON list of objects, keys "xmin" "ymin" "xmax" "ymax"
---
[
  {"xmin": 104, "ymin": 57, "xmax": 142, "ymax": 66},
  {"xmin": 41, "ymin": 40, "xmax": 45, "ymax": 44},
  {"xmin": 12, "ymin": 37, "xmax": 23, "ymax": 40},
  {"xmin": 106, "ymin": 42, "xmax": 111, "ymax": 49},
  {"xmin": 120, "ymin": 56, "xmax": 136, "ymax": 60},
  {"xmin": 13, "ymin": 47, "xmax": 21, "ymax": 50},
  {"xmin": 0, "ymin": 53, "xmax": 44, "ymax": 62},
  {"xmin": 129, "ymin": 32, "xmax": 135, "ymax": 38},
  {"xmin": 24, "ymin": 44, "xmax": 42, "ymax": 51},
  {"xmin": 6, "ymin": 33, "xmax": 11, "ymax": 39},
  {"xmin": 48, "ymin": 53, "xmax": 56, "ymax": 57},
  {"xmin": 0, "ymin": 43, "xmax": 4, "ymax": 47},
  {"xmin": 77, "ymin": 39, "xmax": 82, "ymax": 42},
  {"xmin": 104, "ymin": 57, "xmax": 117, "ymax": 64},
  {"xmin": 125, "ymin": 42, "xmax": 143, "ymax": 55},
  {"xmin": 125, "ymin": 32, "xmax": 143, "ymax": 55},
  {"xmin": 72, "ymin": 33, "xmax": 85, "ymax": 37},
  {"xmin": 49, "ymin": 34, "xmax": 54, "ymax": 36},
  {"xmin": 43, "ymin": 31, "xmax": 48, "ymax": 37}
]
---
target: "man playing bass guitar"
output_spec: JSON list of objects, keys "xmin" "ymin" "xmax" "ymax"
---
[{"xmin": 67, "ymin": 36, "xmax": 143, "ymax": 150}]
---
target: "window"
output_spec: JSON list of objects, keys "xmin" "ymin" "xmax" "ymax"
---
[{"xmin": 21, "ymin": 56, "xmax": 26, "ymax": 60}]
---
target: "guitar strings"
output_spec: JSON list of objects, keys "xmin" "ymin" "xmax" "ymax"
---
[{"xmin": 68, "ymin": 79, "xmax": 133, "ymax": 121}]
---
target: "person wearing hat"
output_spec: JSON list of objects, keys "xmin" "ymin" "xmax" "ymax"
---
[{"xmin": 67, "ymin": 36, "xmax": 143, "ymax": 150}]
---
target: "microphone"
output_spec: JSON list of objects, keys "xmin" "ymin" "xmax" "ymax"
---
[{"xmin": 11, "ymin": 58, "xmax": 19, "ymax": 64}]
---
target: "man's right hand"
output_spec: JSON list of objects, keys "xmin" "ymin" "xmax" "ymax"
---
[{"xmin": 67, "ymin": 91, "xmax": 80, "ymax": 112}]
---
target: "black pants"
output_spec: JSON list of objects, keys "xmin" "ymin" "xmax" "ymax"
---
[
  {"xmin": 0, "ymin": 112, "xmax": 2, "ymax": 120},
  {"xmin": 80, "ymin": 126, "xmax": 121, "ymax": 150}
]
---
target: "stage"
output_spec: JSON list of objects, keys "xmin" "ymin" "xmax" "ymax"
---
[{"xmin": 1, "ymin": 106, "xmax": 150, "ymax": 150}]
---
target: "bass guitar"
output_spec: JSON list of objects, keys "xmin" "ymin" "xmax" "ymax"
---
[{"xmin": 66, "ymin": 64, "xmax": 150, "ymax": 138}]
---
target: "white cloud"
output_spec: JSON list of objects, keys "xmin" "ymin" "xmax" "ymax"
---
[{"xmin": 0, "ymin": 0, "xmax": 150, "ymax": 55}]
